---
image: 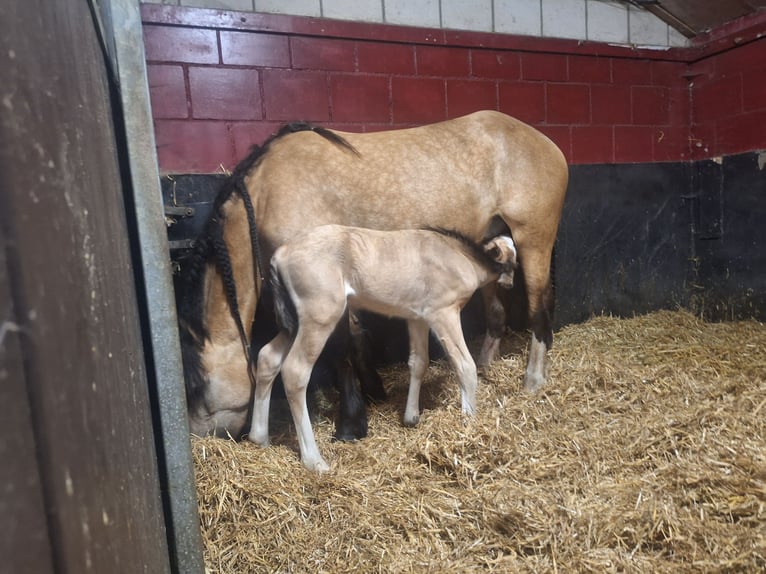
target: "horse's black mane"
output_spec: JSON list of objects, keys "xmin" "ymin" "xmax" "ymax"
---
[
  {"xmin": 177, "ymin": 122, "xmax": 359, "ymax": 405},
  {"xmin": 425, "ymin": 227, "xmax": 513, "ymax": 276}
]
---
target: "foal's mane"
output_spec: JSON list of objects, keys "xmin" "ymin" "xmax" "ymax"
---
[
  {"xmin": 426, "ymin": 227, "xmax": 511, "ymax": 275},
  {"xmin": 177, "ymin": 122, "xmax": 359, "ymax": 405}
]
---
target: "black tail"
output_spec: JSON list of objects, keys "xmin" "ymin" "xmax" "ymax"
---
[{"xmin": 270, "ymin": 261, "xmax": 298, "ymax": 337}]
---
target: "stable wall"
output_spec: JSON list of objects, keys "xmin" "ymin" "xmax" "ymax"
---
[
  {"xmin": 142, "ymin": 4, "xmax": 691, "ymax": 172},
  {"xmin": 144, "ymin": 5, "xmax": 766, "ymax": 324}
]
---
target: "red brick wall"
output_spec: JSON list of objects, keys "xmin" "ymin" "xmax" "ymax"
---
[
  {"xmin": 141, "ymin": 5, "xmax": 765, "ymax": 173},
  {"xmin": 689, "ymin": 36, "xmax": 766, "ymax": 159}
]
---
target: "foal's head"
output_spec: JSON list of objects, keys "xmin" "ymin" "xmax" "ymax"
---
[{"xmin": 483, "ymin": 235, "xmax": 517, "ymax": 287}]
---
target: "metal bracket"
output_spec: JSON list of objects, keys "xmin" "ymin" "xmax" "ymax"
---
[{"xmin": 164, "ymin": 205, "xmax": 195, "ymax": 218}]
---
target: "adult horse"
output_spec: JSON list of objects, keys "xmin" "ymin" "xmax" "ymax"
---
[{"xmin": 179, "ymin": 110, "xmax": 568, "ymax": 439}]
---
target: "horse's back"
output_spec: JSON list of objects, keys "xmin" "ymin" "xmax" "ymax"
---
[{"xmin": 249, "ymin": 111, "xmax": 567, "ymax": 248}]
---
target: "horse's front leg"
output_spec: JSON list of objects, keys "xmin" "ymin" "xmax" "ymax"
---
[
  {"xmin": 348, "ymin": 310, "xmax": 387, "ymax": 402},
  {"xmin": 477, "ymin": 282, "xmax": 505, "ymax": 368},
  {"xmin": 403, "ymin": 319, "xmax": 429, "ymax": 427},
  {"xmin": 333, "ymin": 357, "xmax": 369, "ymax": 442},
  {"xmin": 326, "ymin": 311, "xmax": 369, "ymax": 442}
]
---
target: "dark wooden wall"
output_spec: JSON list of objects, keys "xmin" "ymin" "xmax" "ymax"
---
[{"xmin": 0, "ymin": 0, "xmax": 171, "ymax": 572}]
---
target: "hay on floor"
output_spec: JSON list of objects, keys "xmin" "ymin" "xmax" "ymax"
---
[{"xmin": 192, "ymin": 310, "xmax": 766, "ymax": 573}]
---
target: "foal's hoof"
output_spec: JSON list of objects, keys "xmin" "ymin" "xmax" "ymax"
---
[
  {"xmin": 304, "ymin": 458, "xmax": 330, "ymax": 473},
  {"xmin": 402, "ymin": 415, "xmax": 420, "ymax": 428},
  {"xmin": 247, "ymin": 433, "xmax": 270, "ymax": 448},
  {"xmin": 523, "ymin": 373, "xmax": 546, "ymax": 393}
]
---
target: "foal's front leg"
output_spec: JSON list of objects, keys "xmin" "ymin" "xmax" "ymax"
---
[
  {"xmin": 248, "ymin": 332, "xmax": 291, "ymax": 447},
  {"xmin": 429, "ymin": 308, "xmax": 478, "ymax": 416},
  {"xmin": 403, "ymin": 319, "xmax": 429, "ymax": 427},
  {"xmin": 477, "ymin": 282, "xmax": 506, "ymax": 368}
]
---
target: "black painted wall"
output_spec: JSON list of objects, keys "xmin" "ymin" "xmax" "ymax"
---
[
  {"xmin": 689, "ymin": 153, "xmax": 766, "ymax": 321},
  {"xmin": 162, "ymin": 150, "xmax": 765, "ymax": 346},
  {"xmin": 557, "ymin": 161, "xmax": 694, "ymax": 325}
]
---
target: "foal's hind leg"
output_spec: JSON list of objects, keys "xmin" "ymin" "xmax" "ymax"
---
[
  {"xmin": 248, "ymin": 332, "xmax": 291, "ymax": 447},
  {"xmin": 281, "ymin": 323, "xmax": 339, "ymax": 472},
  {"xmin": 477, "ymin": 282, "xmax": 506, "ymax": 368}
]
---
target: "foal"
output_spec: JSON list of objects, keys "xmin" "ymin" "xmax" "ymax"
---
[{"xmin": 248, "ymin": 225, "xmax": 518, "ymax": 471}]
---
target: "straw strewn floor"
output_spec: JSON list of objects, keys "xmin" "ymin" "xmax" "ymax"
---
[{"xmin": 192, "ymin": 310, "xmax": 766, "ymax": 573}]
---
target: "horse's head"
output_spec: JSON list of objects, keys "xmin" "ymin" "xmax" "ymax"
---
[
  {"xmin": 483, "ymin": 235, "xmax": 517, "ymax": 288},
  {"xmin": 181, "ymin": 321, "xmax": 252, "ymax": 438}
]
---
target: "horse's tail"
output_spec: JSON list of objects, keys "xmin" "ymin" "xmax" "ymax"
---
[{"xmin": 270, "ymin": 260, "xmax": 298, "ymax": 337}]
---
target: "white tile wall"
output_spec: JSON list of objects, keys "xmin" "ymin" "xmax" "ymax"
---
[
  {"xmin": 629, "ymin": 6, "xmax": 668, "ymax": 45},
  {"xmin": 142, "ymin": 0, "xmax": 683, "ymax": 48},
  {"xmin": 385, "ymin": 0, "xmax": 440, "ymax": 28},
  {"xmin": 441, "ymin": 0, "xmax": 493, "ymax": 32},
  {"xmin": 669, "ymin": 26, "xmax": 689, "ymax": 47},
  {"xmin": 323, "ymin": 0, "xmax": 384, "ymax": 23},
  {"xmin": 182, "ymin": 0, "xmax": 253, "ymax": 10},
  {"xmin": 495, "ymin": 0, "xmax": 541, "ymax": 36},
  {"xmin": 542, "ymin": 0, "xmax": 586, "ymax": 40},
  {"xmin": 587, "ymin": 0, "xmax": 628, "ymax": 44},
  {"xmin": 253, "ymin": 0, "xmax": 320, "ymax": 18}
]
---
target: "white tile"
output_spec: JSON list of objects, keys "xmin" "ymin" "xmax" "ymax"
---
[
  {"xmin": 542, "ymin": 0, "xmax": 586, "ymax": 40},
  {"xmin": 385, "ymin": 0, "xmax": 440, "ymax": 28},
  {"xmin": 629, "ymin": 6, "xmax": 668, "ymax": 46},
  {"xmin": 495, "ymin": 0, "xmax": 541, "ymax": 36},
  {"xmin": 323, "ymin": 0, "xmax": 384, "ymax": 23},
  {"xmin": 587, "ymin": 0, "xmax": 627, "ymax": 44},
  {"xmin": 441, "ymin": 0, "xmax": 493, "ymax": 32},
  {"xmin": 254, "ymin": 0, "xmax": 320, "ymax": 17},
  {"xmin": 668, "ymin": 26, "xmax": 689, "ymax": 47},
  {"xmin": 182, "ymin": 0, "xmax": 252, "ymax": 9}
]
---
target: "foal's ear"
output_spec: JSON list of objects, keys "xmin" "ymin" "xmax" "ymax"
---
[
  {"xmin": 484, "ymin": 243, "xmax": 501, "ymax": 261},
  {"xmin": 484, "ymin": 236, "xmax": 517, "ymax": 266}
]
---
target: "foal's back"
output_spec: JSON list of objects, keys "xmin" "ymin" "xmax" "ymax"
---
[{"xmin": 275, "ymin": 225, "xmax": 492, "ymax": 321}]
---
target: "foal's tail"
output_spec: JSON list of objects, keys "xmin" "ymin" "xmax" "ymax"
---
[{"xmin": 270, "ymin": 260, "xmax": 298, "ymax": 337}]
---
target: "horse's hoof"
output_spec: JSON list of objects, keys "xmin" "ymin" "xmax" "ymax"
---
[
  {"xmin": 332, "ymin": 427, "xmax": 367, "ymax": 442},
  {"xmin": 364, "ymin": 386, "xmax": 388, "ymax": 404},
  {"xmin": 332, "ymin": 426, "xmax": 367, "ymax": 442}
]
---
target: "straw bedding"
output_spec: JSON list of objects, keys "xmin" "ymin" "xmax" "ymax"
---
[{"xmin": 192, "ymin": 310, "xmax": 765, "ymax": 573}]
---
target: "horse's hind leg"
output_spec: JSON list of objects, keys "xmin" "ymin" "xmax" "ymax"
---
[
  {"xmin": 248, "ymin": 332, "xmax": 291, "ymax": 447},
  {"xmin": 516, "ymin": 245, "xmax": 555, "ymax": 392},
  {"xmin": 477, "ymin": 282, "xmax": 505, "ymax": 368}
]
